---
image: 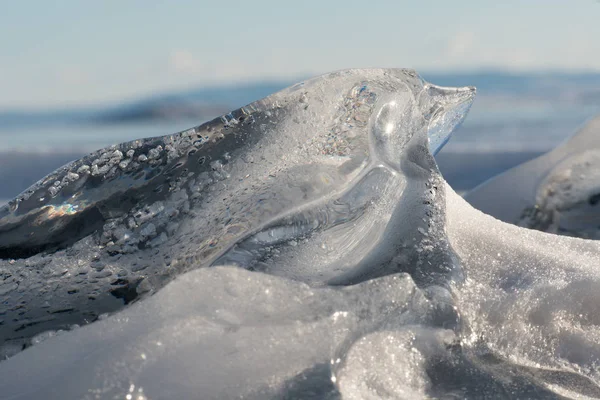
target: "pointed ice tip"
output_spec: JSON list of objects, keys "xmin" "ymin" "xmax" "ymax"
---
[
  {"xmin": 426, "ymin": 84, "xmax": 477, "ymax": 106},
  {"xmin": 423, "ymin": 84, "xmax": 477, "ymax": 155}
]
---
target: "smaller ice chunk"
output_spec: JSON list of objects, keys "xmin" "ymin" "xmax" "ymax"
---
[{"xmin": 466, "ymin": 114, "xmax": 600, "ymax": 238}]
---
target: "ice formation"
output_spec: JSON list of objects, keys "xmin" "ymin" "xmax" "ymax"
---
[
  {"xmin": 0, "ymin": 69, "xmax": 474, "ymax": 351},
  {"xmin": 466, "ymin": 115, "xmax": 600, "ymax": 238},
  {"xmin": 2, "ymin": 69, "xmax": 600, "ymax": 399}
]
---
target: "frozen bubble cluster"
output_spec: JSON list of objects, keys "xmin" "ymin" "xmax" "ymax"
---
[{"xmin": 2, "ymin": 69, "xmax": 600, "ymax": 399}]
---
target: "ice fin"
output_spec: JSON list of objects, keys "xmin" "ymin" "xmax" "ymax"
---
[{"xmin": 421, "ymin": 84, "xmax": 476, "ymax": 155}]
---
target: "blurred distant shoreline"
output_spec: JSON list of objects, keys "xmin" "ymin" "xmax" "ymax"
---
[{"xmin": 2, "ymin": 71, "xmax": 600, "ymax": 127}]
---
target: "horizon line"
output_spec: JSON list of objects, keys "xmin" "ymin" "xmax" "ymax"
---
[{"xmin": 4, "ymin": 67, "xmax": 600, "ymax": 113}]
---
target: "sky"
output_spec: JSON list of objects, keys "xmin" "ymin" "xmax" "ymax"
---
[{"xmin": 1, "ymin": 0, "xmax": 600, "ymax": 108}]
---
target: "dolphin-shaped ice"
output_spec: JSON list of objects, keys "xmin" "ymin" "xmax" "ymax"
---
[{"xmin": 0, "ymin": 69, "xmax": 474, "ymax": 353}]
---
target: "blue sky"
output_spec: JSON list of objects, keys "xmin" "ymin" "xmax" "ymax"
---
[{"xmin": 1, "ymin": 0, "xmax": 600, "ymax": 108}]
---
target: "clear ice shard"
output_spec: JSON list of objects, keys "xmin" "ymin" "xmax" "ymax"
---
[
  {"xmin": 421, "ymin": 84, "xmax": 476, "ymax": 155},
  {"xmin": 0, "ymin": 69, "xmax": 474, "ymax": 351},
  {"xmin": 466, "ymin": 114, "xmax": 600, "ymax": 238}
]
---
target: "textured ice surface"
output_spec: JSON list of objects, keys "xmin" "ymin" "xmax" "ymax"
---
[
  {"xmin": 446, "ymin": 187, "xmax": 600, "ymax": 399},
  {"xmin": 0, "ymin": 267, "xmax": 441, "ymax": 399},
  {"xmin": 3, "ymin": 69, "xmax": 600, "ymax": 399},
  {"xmin": 467, "ymin": 115, "xmax": 600, "ymax": 238},
  {"xmin": 4, "ymin": 190, "xmax": 600, "ymax": 398}
]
